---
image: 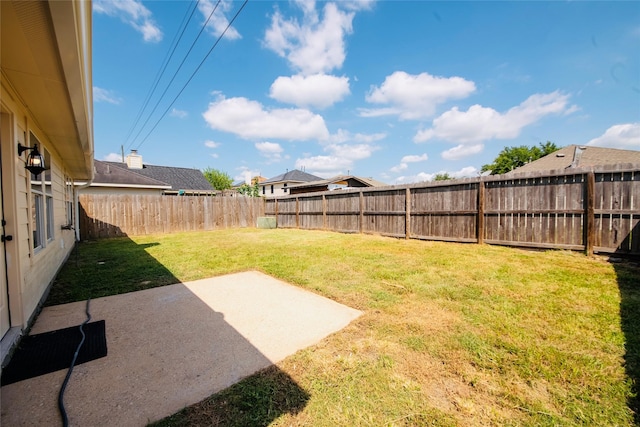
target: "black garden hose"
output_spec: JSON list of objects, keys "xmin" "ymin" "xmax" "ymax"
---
[{"xmin": 57, "ymin": 298, "xmax": 91, "ymax": 427}]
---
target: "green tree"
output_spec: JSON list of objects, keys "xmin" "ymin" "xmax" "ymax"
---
[
  {"xmin": 433, "ymin": 173, "xmax": 452, "ymax": 181},
  {"xmin": 481, "ymin": 141, "xmax": 560, "ymax": 175},
  {"xmin": 237, "ymin": 181, "xmax": 260, "ymax": 197},
  {"xmin": 203, "ymin": 168, "xmax": 233, "ymax": 190}
]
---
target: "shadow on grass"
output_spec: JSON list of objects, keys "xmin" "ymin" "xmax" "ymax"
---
[
  {"xmin": 614, "ymin": 258, "xmax": 640, "ymax": 425},
  {"xmin": 150, "ymin": 365, "xmax": 310, "ymax": 427},
  {"xmin": 44, "ymin": 236, "xmax": 311, "ymax": 425},
  {"xmin": 46, "ymin": 237, "xmax": 180, "ymax": 306}
]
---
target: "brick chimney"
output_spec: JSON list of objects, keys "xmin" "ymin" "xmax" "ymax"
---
[{"xmin": 125, "ymin": 149, "xmax": 143, "ymax": 169}]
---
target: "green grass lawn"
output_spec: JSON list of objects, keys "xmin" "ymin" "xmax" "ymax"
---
[{"xmin": 49, "ymin": 228, "xmax": 639, "ymax": 426}]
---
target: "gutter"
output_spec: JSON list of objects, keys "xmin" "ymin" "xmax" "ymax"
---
[{"xmin": 74, "ymin": 171, "xmax": 94, "ymax": 242}]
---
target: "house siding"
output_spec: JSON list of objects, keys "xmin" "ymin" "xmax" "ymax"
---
[
  {"xmin": 1, "ymin": 0, "xmax": 93, "ymax": 361},
  {"xmin": 2, "ymin": 87, "xmax": 77, "ymax": 329}
]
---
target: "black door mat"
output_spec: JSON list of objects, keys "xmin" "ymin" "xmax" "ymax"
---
[{"xmin": 1, "ymin": 320, "xmax": 108, "ymax": 386}]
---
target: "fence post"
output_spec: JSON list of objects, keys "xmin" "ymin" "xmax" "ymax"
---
[
  {"xmin": 477, "ymin": 179, "xmax": 485, "ymax": 244},
  {"xmin": 296, "ymin": 197, "xmax": 300, "ymax": 229},
  {"xmin": 322, "ymin": 194, "xmax": 327, "ymax": 230},
  {"xmin": 274, "ymin": 199, "xmax": 279, "ymax": 228},
  {"xmin": 359, "ymin": 191, "xmax": 364, "ymax": 234},
  {"xmin": 585, "ymin": 171, "xmax": 595, "ymax": 256},
  {"xmin": 405, "ymin": 187, "xmax": 411, "ymax": 239}
]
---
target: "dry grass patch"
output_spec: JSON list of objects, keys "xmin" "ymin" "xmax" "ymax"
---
[{"xmin": 50, "ymin": 229, "xmax": 637, "ymax": 426}]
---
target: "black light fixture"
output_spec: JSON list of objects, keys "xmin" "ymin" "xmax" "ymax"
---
[{"xmin": 17, "ymin": 143, "xmax": 46, "ymax": 177}]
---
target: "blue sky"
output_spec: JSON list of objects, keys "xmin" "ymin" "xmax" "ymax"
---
[{"xmin": 92, "ymin": 0, "xmax": 640, "ymax": 184}]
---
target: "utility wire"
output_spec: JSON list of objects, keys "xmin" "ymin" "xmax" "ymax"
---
[
  {"xmin": 128, "ymin": 0, "xmax": 224, "ymax": 149},
  {"xmin": 134, "ymin": 0, "xmax": 249, "ymax": 150},
  {"xmin": 123, "ymin": 0, "xmax": 200, "ymax": 151}
]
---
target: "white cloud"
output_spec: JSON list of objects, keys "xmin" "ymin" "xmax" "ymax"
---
[
  {"xmin": 390, "ymin": 163, "xmax": 408, "ymax": 173},
  {"xmin": 393, "ymin": 172, "xmax": 434, "ymax": 185},
  {"xmin": 170, "ymin": 108, "xmax": 188, "ymax": 118},
  {"xmin": 441, "ymin": 144, "xmax": 484, "ymax": 160},
  {"xmin": 413, "ymin": 91, "xmax": 574, "ymax": 160},
  {"xmin": 587, "ymin": 123, "xmax": 640, "ymax": 149},
  {"xmin": 103, "ymin": 153, "xmax": 123, "ymax": 162},
  {"xmin": 415, "ymin": 91, "xmax": 572, "ymax": 144},
  {"xmin": 296, "ymin": 137, "xmax": 380, "ymax": 178},
  {"xmin": 204, "ymin": 140, "xmax": 221, "ymax": 148},
  {"xmin": 450, "ymin": 166, "xmax": 478, "ymax": 178},
  {"xmin": 210, "ymin": 153, "xmax": 219, "ymax": 159},
  {"xmin": 93, "ymin": 0, "xmax": 162, "ymax": 42},
  {"xmin": 401, "ymin": 154, "xmax": 428, "ymax": 163},
  {"xmin": 198, "ymin": 0, "xmax": 241, "ymax": 40},
  {"xmin": 390, "ymin": 153, "xmax": 428, "ymax": 173},
  {"xmin": 295, "ymin": 155, "xmax": 351, "ymax": 178},
  {"xmin": 325, "ymin": 143, "xmax": 377, "ymax": 160},
  {"xmin": 329, "ymin": 129, "xmax": 387, "ymax": 144},
  {"xmin": 255, "ymin": 141, "xmax": 283, "ymax": 155},
  {"xmin": 202, "ymin": 95, "xmax": 329, "ymax": 141},
  {"xmin": 392, "ymin": 166, "xmax": 478, "ymax": 185},
  {"xmin": 264, "ymin": 2, "xmax": 356, "ymax": 75},
  {"xmin": 361, "ymin": 71, "xmax": 476, "ymax": 120},
  {"xmin": 270, "ymin": 74, "xmax": 350, "ymax": 109},
  {"xmin": 255, "ymin": 141, "xmax": 287, "ymax": 163},
  {"xmin": 93, "ymin": 87, "xmax": 121, "ymax": 104}
]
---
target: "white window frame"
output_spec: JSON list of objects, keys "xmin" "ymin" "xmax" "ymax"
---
[{"xmin": 29, "ymin": 132, "xmax": 53, "ymax": 252}]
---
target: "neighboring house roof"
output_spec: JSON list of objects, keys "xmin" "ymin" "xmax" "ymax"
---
[
  {"xmin": 91, "ymin": 160, "xmax": 214, "ymax": 193},
  {"xmin": 121, "ymin": 163, "xmax": 214, "ymax": 192},
  {"xmin": 262, "ymin": 169, "xmax": 323, "ymax": 184},
  {"xmin": 288, "ymin": 175, "xmax": 387, "ymax": 192},
  {"xmin": 92, "ymin": 160, "xmax": 171, "ymax": 189},
  {"xmin": 511, "ymin": 145, "xmax": 640, "ymax": 173}
]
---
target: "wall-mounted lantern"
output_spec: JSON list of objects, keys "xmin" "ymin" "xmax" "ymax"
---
[{"xmin": 17, "ymin": 143, "xmax": 46, "ymax": 177}]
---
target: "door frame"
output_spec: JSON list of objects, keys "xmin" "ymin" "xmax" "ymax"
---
[{"xmin": 1, "ymin": 103, "xmax": 24, "ymax": 334}]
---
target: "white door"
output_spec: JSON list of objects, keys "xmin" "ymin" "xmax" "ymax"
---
[
  {"xmin": 0, "ymin": 159, "xmax": 10, "ymax": 338},
  {"xmin": 0, "ymin": 129, "xmax": 10, "ymax": 338}
]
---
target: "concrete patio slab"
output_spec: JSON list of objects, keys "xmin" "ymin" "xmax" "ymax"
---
[{"xmin": 1, "ymin": 271, "xmax": 362, "ymax": 426}]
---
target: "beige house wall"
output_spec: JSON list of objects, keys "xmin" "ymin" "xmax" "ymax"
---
[
  {"xmin": 1, "ymin": 80, "xmax": 77, "ymax": 330},
  {"xmin": 260, "ymin": 182, "xmax": 294, "ymax": 197}
]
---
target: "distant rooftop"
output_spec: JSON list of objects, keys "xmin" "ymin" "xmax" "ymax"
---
[
  {"xmin": 262, "ymin": 169, "xmax": 323, "ymax": 184},
  {"xmin": 511, "ymin": 145, "xmax": 640, "ymax": 173}
]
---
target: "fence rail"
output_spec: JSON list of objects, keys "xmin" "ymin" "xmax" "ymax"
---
[
  {"xmin": 265, "ymin": 165, "xmax": 640, "ymax": 256},
  {"xmin": 78, "ymin": 194, "xmax": 264, "ymax": 239},
  {"xmin": 79, "ymin": 166, "xmax": 639, "ymax": 256}
]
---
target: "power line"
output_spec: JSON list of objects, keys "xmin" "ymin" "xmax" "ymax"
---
[
  {"xmin": 123, "ymin": 0, "xmax": 200, "ymax": 151},
  {"xmin": 128, "ymin": 0, "xmax": 225, "ymax": 150},
  {"xmin": 134, "ymin": 0, "xmax": 249, "ymax": 150}
]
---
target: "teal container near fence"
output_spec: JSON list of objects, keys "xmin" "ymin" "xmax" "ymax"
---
[{"xmin": 257, "ymin": 217, "xmax": 277, "ymax": 229}]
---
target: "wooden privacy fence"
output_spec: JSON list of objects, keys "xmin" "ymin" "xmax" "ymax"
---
[
  {"xmin": 79, "ymin": 194, "xmax": 264, "ymax": 240},
  {"xmin": 265, "ymin": 165, "xmax": 640, "ymax": 256}
]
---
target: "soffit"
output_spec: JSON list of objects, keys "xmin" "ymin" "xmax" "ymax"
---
[{"xmin": 1, "ymin": 1, "xmax": 92, "ymax": 179}]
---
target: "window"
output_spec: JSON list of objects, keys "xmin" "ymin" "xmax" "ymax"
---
[
  {"xmin": 262, "ymin": 186, "xmax": 265, "ymax": 195},
  {"xmin": 283, "ymin": 183, "xmax": 288, "ymax": 193},
  {"xmin": 270, "ymin": 185, "xmax": 274, "ymax": 194},
  {"xmin": 29, "ymin": 132, "xmax": 53, "ymax": 250}
]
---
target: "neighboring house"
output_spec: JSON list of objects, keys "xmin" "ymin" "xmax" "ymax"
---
[
  {"xmin": 510, "ymin": 145, "xmax": 640, "ymax": 174},
  {"xmin": 232, "ymin": 175, "xmax": 266, "ymax": 190},
  {"xmin": 1, "ymin": 1, "xmax": 93, "ymax": 362},
  {"xmin": 288, "ymin": 175, "xmax": 387, "ymax": 195},
  {"xmin": 260, "ymin": 169, "xmax": 323, "ymax": 196},
  {"xmin": 82, "ymin": 151, "xmax": 215, "ymax": 196}
]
